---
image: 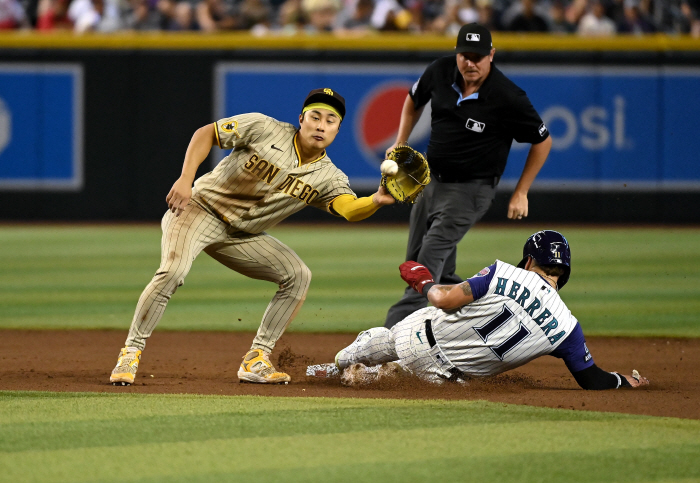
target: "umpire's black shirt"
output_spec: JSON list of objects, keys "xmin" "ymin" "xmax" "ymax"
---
[{"xmin": 410, "ymin": 56, "xmax": 549, "ymax": 181}]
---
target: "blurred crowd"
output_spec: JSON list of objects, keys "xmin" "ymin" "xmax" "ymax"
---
[{"xmin": 3, "ymin": 0, "xmax": 699, "ymax": 37}]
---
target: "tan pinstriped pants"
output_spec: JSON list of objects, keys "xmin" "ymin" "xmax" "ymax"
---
[{"xmin": 125, "ymin": 200, "xmax": 311, "ymax": 353}]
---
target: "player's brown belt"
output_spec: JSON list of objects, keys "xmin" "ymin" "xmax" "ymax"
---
[{"xmin": 425, "ymin": 319, "xmax": 466, "ymax": 382}]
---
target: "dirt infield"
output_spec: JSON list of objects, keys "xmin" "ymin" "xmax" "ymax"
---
[{"xmin": 1, "ymin": 330, "xmax": 697, "ymax": 419}]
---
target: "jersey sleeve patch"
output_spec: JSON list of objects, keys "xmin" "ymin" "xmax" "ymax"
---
[
  {"xmin": 215, "ymin": 113, "xmax": 269, "ymax": 150},
  {"xmin": 220, "ymin": 119, "xmax": 241, "ymax": 137},
  {"xmin": 550, "ymin": 322, "xmax": 595, "ymax": 373},
  {"xmin": 466, "ymin": 263, "xmax": 496, "ymax": 300}
]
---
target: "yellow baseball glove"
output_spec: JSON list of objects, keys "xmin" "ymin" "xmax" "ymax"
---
[{"xmin": 381, "ymin": 144, "xmax": 431, "ymax": 204}]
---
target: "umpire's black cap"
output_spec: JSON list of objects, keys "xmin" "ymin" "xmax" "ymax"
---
[
  {"xmin": 455, "ymin": 23, "xmax": 493, "ymax": 56},
  {"xmin": 302, "ymin": 88, "xmax": 346, "ymax": 121}
]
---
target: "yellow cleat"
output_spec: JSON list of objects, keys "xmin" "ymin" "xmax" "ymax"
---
[
  {"xmin": 110, "ymin": 347, "xmax": 142, "ymax": 386},
  {"xmin": 238, "ymin": 349, "xmax": 291, "ymax": 384}
]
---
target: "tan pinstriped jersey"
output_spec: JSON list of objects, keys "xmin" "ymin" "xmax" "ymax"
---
[{"xmin": 192, "ymin": 113, "xmax": 356, "ymax": 234}]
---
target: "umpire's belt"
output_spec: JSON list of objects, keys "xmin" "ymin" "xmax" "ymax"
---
[
  {"xmin": 424, "ymin": 319, "xmax": 467, "ymax": 382},
  {"xmin": 432, "ymin": 173, "xmax": 500, "ymax": 187}
]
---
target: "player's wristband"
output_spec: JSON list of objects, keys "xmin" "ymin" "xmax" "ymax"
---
[
  {"xmin": 611, "ymin": 372, "xmax": 632, "ymax": 388},
  {"xmin": 414, "ymin": 278, "xmax": 434, "ymax": 294},
  {"xmin": 421, "ymin": 282, "xmax": 436, "ymax": 295}
]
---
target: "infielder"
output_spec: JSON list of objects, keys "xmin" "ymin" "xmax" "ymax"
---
[
  {"xmin": 111, "ymin": 88, "xmax": 395, "ymax": 385},
  {"xmin": 332, "ymin": 230, "xmax": 649, "ymax": 389}
]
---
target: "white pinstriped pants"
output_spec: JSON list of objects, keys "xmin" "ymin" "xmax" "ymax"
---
[
  {"xmin": 336, "ymin": 307, "xmax": 446, "ymax": 384},
  {"xmin": 125, "ymin": 200, "xmax": 311, "ymax": 352}
]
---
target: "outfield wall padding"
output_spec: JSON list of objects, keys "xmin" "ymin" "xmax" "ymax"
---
[{"xmin": 0, "ymin": 33, "xmax": 698, "ymax": 223}]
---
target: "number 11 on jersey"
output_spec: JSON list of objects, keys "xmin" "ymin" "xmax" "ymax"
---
[{"xmin": 474, "ymin": 305, "xmax": 531, "ymax": 360}]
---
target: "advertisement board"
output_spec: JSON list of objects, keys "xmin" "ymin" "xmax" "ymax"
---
[
  {"xmin": 215, "ymin": 62, "xmax": 699, "ymax": 191},
  {"xmin": 0, "ymin": 64, "xmax": 83, "ymax": 191}
]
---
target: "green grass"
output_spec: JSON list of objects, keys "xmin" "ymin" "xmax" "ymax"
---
[
  {"xmin": 1, "ymin": 225, "xmax": 698, "ymax": 482},
  {"xmin": 0, "ymin": 225, "xmax": 699, "ymax": 336},
  {"xmin": 1, "ymin": 391, "xmax": 699, "ymax": 483}
]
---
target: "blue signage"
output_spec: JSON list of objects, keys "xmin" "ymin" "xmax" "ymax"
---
[
  {"xmin": 215, "ymin": 63, "xmax": 700, "ymax": 190},
  {"xmin": 0, "ymin": 65, "xmax": 83, "ymax": 191}
]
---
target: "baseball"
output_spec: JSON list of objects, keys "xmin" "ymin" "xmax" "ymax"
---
[{"xmin": 380, "ymin": 160, "xmax": 399, "ymax": 177}]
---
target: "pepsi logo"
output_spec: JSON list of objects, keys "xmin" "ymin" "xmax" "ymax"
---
[{"xmin": 354, "ymin": 81, "xmax": 431, "ymax": 169}]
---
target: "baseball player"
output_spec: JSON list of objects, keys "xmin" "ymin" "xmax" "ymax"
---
[
  {"xmin": 330, "ymin": 230, "xmax": 649, "ymax": 389},
  {"xmin": 110, "ymin": 88, "xmax": 395, "ymax": 386}
]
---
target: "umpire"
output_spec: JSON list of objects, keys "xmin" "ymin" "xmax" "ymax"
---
[{"xmin": 385, "ymin": 23, "xmax": 552, "ymax": 328}]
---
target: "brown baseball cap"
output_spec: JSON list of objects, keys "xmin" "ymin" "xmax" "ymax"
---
[
  {"xmin": 302, "ymin": 88, "xmax": 346, "ymax": 120},
  {"xmin": 455, "ymin": 23, "xmax": 493, "ymax": 56}
]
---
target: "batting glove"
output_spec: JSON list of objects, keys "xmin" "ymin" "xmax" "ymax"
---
[{"xmin": 399, "ymin": 261, "xmax": 435, "ymax": 295}]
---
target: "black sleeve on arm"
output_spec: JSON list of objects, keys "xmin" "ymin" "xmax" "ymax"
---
[
  {"xmin": 409, "ymin": 60, "xmax": 436, "ymax": 109},
  {"xmin": 571, "ymin": 364, "xmax": 632, "ymax": 390},
  {"xmin": 503, "ymin": 90, "xmax": 550, "ymax": 145}
]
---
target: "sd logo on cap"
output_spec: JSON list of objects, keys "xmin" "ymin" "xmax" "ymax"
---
[{"xmin": 302, "ymin": 88, "xmax": 346, "ymax": 121}]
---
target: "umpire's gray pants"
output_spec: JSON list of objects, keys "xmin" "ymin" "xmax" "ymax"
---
[{"xmin": 384, "ymin": 179, "xmax": 496, "ymax": 328}]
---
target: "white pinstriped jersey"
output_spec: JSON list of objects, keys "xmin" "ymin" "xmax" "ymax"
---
[
  {"xmin": 192, "ymin": 113, "xmax": 355, "ymax": 234},
  {"xmin": 430, "ymin": 260, "xmax": 579, "ymax": 377}
]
